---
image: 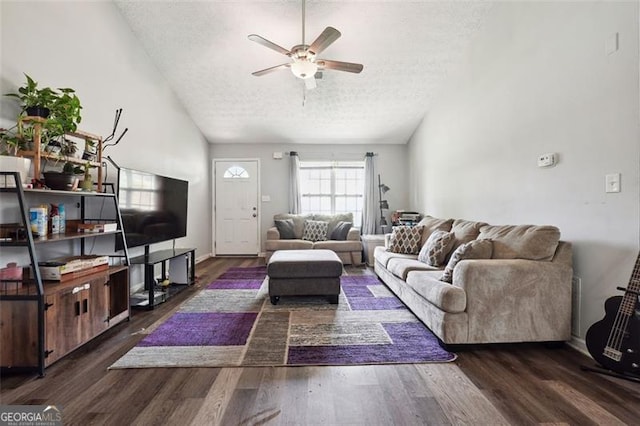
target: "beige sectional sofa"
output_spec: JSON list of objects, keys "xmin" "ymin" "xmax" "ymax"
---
[
  {"xmin": 265, "ymin": 213, "xmax": 363, "ymax": 265},
  {"xmin": 373, "ymin": 216, "xmax": 573, "ymax": 345}
]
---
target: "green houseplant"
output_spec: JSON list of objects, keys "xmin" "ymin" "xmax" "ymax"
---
[
  {"xmin": 2, "ymin": 74, "xmax": 85, "ymax": 189},
  {"xmin": 3, "ymin": 74, "xmax": 83, "ymax": 154},
  {"xmin": 4, "ymin": 74, "xmax": 58, "ymax": 118},
  {"xmin": 42, "ymin": 161, "xmax": 83, "ymax": 191}
]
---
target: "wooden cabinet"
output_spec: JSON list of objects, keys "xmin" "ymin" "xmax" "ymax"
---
[
  {"xmin": 0, "ymin": 172, "xmax": 130, "ymax": 375},
  {"xmin": 42, "ymin": 268, "xmax": 125, "ymax": 366}
]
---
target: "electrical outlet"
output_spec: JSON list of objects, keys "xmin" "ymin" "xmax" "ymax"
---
[{"xmin": 571, "ymin": 276, "xmax": 582, "ymax": 337}]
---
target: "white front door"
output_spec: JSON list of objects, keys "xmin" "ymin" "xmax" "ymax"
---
[{"xmin": 214, "ymin": 160, "xmax": 259, "ymax": 255}]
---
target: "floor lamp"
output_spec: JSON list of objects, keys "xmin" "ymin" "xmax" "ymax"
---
[{"xmin": 378, "ymin": 174, "xmax": 390, "ymax": 233}]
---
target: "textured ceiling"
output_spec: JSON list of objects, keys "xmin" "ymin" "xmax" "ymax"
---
[{"xmin": 115, "ymin": 1, "xmax": 493, "ymax": 145}]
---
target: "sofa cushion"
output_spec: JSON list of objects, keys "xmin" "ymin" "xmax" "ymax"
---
[
  {"xmin": 313, "ymin": 239, "xmax": 362, "ymax": 252},
  {"xmin": 374, "ymin": 246, "xmax": 416, "ymax": 268},
  {"xmin": 387, "ymin": 258, "xmax": 441, "ymax": 280},
  {"xmin": 450, "ymin": 219, "xmax": 488, "ymax": 251},
  {"xmin": 418, "ymin": 230, "xmax": 455, "ymax": 266},
  {"xmin": 302, "ymin": 220, "xmax": 328, "ymax": 242},
  {"xmin": 388, "ymin": 225, "xmax": 424, "ymax": 254},
  {"xmin": 274, "ymin": 213, "xmax": 312, "ymax": 239},
  {"xmin": 405, "ymin": 271, "xmax": 467, "ymax": 313},
  {"xmin": 478, "ymin": 224, "xmax": 560, "ymax": 261},
  {"xmin": 330, "ymin": 221, "xmax": 352, "ymax": 240},
  {"xmin": 274, "ymin": 219, "xmax": 296, "ymax": 239},
  {"xmin": 441, "ymin": 239, "xmax": 493, "ymax": 283},
  {"xmin": 416, "ymin": 216, "xmax": 454, "ymax": 245},
  {"xmin": 313, "ymin": 213, "xmax": 353, "ymax": 237},
  {"xmin": 265, "ymin": 239, "xmax": 314, "ymax": 251}
]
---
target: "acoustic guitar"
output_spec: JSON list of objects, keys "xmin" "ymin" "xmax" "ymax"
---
[{"xmin": 585, "ymin": 253, "xmax": 640, "ymax": 376}]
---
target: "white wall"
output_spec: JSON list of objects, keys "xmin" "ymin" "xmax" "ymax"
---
[
  {"xmin": 210, "ymin": 143, "xmax": 407, "ymax": 252},
  {"xmin": 0, "ymin": 2, "xmax": 211, "ymax": 288},
  {"xmin": 408, "ymin": 2, "xmax": 639, "ymax": 341}
]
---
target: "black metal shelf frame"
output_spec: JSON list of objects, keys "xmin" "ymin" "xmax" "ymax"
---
[{"xmin": 0, "ymin": 172, "xmax": 130, "ymax": 376}]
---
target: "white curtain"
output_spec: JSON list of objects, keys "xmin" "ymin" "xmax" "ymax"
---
[
  {"xmin": 361, "ymin": 152, "xmax": 377, "ymax": 234},
  {"xmin": 289, "ymin": 151, "xmax": 301, "ymax": 214}
]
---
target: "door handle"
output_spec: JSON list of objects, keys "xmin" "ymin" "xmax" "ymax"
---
[{"xmin": 252, "ymin": 213, "xmax": 257, "ymax": 218}]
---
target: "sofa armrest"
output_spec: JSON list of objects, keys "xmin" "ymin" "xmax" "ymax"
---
[
  {"xmin": 453, "ymin": 259, "xmax": 573, "ymax": 342},
  {"xmin": 267, "ymin": 227, "xmax": 280, "ymax": 240},
  {"xmin": 347, "ymin": 227, "xmax": 361, "ymax": 241},
  {"xmin": 384, "ymin": 233, "xmax": 392, "ymax": 249}
]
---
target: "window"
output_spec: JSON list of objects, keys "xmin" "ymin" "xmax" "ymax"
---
[
  {"xmin": 223, "ymin": 166, "xmax": 249, "ymax": 179},
  {"xmin": 299, "ymin": 161, "xmax": 364, "ymax": 227}
]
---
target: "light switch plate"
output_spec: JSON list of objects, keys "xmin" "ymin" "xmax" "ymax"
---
[{"xmin": 605, "ymin": 173, "xmax": 621, "ymax": 193}]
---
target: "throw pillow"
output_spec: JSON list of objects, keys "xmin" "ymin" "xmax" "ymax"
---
[
  {"xmin": 417, "ymin": 230, "xmax": 455, "ymax": 266},
  {"xmin": 302, "ymin": 220, "xmax": 329, "ymax": 242},
  {"xmin": 441, "ymin": 239, "xmax": 493, "ymax": 283},
  {"xmin": 274, "ymin": 219, "xmax": 296, "ymax": 239},
  {"xmin": 388, "ymin": 226, "xmax": 424, "ymax": 254},
  {"xmin": 330, "ymin": 221, "xmax": 352, "ymax": 240}
]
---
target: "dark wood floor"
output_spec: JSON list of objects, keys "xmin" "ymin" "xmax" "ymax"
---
[{"xmin": 1, "ymin": 257, "xmax": 638, "ymax": 425}]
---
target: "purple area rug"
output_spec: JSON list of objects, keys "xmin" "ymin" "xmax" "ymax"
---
[{"xmin": 109, "ymin": 267, "xmax": 456, "ymax": 369}]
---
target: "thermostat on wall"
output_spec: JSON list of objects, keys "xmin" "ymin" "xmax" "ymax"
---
[{"xmin": 537, "ymin": 153, "xmax": 556, "ymax": 168}]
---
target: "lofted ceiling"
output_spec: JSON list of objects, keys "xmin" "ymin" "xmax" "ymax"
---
[{"xmin": 115, "ymin": 0, "xmax": 493, "ymax": 145}]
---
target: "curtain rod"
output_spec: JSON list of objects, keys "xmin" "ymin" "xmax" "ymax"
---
[{"xmin": 286, "ymin": 151, "xmax": 378, "ymax": 156}]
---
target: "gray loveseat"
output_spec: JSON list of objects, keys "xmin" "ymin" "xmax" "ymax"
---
[
  {"xmin": 374, "ymin": 216, "xmax": 573, "ymax": 345},
  {"xmin": 266, "ymin": 213, "xmax": 363, "ymax": 265}
]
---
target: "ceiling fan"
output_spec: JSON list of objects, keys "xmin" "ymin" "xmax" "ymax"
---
[{"xmin": 248, "ymin": 0, "xmax": 364, "ymax": 90}]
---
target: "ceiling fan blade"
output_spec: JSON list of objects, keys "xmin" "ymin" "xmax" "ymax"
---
[
  {"xmin": 248, "ymin": 34, "xmax": 291, "ymax": 56},
  {"xmin": 252, "ymin": 63, "xmax": 291, "ymax": 76},
  {"xmin": 317, "ymin": 59, "xmax": 363, "ymax": 74},
  {"xmin": 304, "ymin": 77, "xmax": 317, "ymax": 90},
  {"xmin": 308, "ymin": 27, "xmax": 341, "ymax": 56}
]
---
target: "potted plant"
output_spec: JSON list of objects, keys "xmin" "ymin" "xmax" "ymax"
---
[
  {"xmin": 82, "ymin": 138, "xmax": 97, "ymax": 161},
  {"xmin": 48, "ymin": 87, "xmax": 82, "ymax": 134},
  {"xmin": 4, "ymin": 74, "xmax": 83, "ymax": 152},
  {"xmin": 0, "ymin": 125, "xmax": 32, "ymax": 187},
  {"xmin": 2, "ymin": 74, "xmax": 84, "ymax": 188},
  {"xmin": 78, "ymin": 162, "xmax": 96, "ymax": 191},
  {"xmin": 4, "ymin": 74, "xmax": 58, "ymax": 118},
  {"xmin": 42, "ymin": 161, "xmax": 83, "ymax": 191}
]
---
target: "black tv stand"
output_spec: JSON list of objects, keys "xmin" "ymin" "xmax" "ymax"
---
[{"xmin": 130, "ymin": 247, "xmax": 196, "ymax": 309}]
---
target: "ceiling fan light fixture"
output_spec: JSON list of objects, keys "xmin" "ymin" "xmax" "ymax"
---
[{"xmin": 290, "ymin": 60, "xmax": 318, "ymax": 79}]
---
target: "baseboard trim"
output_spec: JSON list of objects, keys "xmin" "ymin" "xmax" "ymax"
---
[
  {"xmin": 195, "ymin": 253, "xmax": 212, "ymax": 264},
  {"xmin": 568, "ymin": 336, "xmax": 589, "ymax": 357}
]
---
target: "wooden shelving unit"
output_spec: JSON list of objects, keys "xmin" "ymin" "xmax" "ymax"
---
[
  {"xmin": 0, "ymin": 172, "xmax": 130, "ymax": 376},
  {"xmin": 16, "ymin": 116, "xmax": 104, "ymax": 192}
]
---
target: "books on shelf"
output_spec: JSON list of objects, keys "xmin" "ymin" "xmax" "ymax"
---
[{"xmin": 37, "ymin": 255, "xmax": 109, "ymax": 281}]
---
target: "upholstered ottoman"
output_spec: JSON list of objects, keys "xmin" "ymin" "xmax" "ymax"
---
[{"xmin": 267, "ymin": 249, "xmax": 343, "ymax": 305}]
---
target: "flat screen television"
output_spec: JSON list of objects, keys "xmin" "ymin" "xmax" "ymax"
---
[{"xmin": 115, "ymin": 167, "xmax": 188, "ymax": 251}]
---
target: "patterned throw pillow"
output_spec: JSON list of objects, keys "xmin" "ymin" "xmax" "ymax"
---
[
  {"xmin": 418, "ymin": 230, "xmax": 455, "ymax": 266},
  {"xmin": 302, "ymin": 220, "xmax": 328, "ymax": 242},
  {"xmin": 441, "ymin": 239, "xmax": 493, "ymax": 283},
  {"xmin": 388, "ymin": 226, "xmax": 424, "ymax": 254}
]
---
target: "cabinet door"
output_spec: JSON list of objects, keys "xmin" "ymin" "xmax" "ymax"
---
[
  {"xmin": 45, "ymin": 289, "xmax": 83, "ymax": 366},
  {"xmin": 44, "ymin": 275, "xmax": 110, "ymax": 366},
  {"xmin": 86, "ymin": 275, "xmax": 110, "ymax": 337}
]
